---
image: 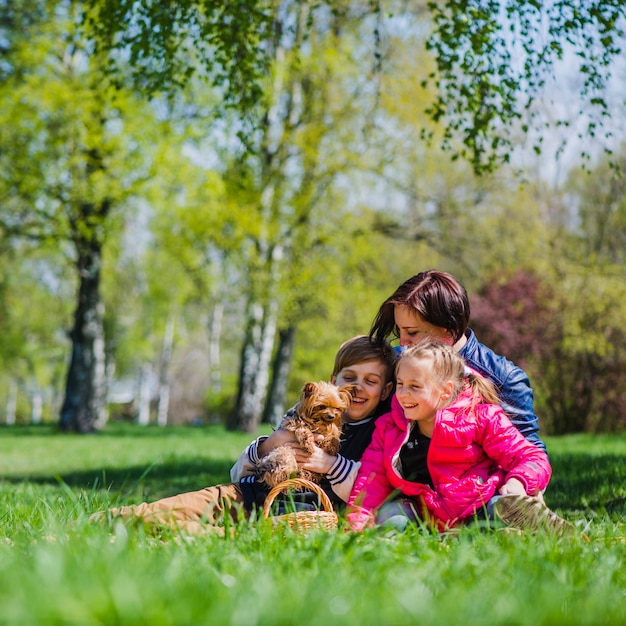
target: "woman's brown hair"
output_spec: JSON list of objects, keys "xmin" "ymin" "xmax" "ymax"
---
[{"xmin": 370, "ymin": 270, "xmax": 470, "ymax": 344}]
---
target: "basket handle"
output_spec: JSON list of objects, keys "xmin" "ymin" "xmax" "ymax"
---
[{"xmin": 262, "ymin": 477, "xmax": 334, "ymax": 519}]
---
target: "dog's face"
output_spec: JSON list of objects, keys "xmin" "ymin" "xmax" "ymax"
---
[{"xmin": 297, "ymin": 381, "xmax": 355, "ymax": 430}]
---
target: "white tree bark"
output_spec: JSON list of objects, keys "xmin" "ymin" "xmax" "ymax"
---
[
  {"xmin": 137, "ymin": 363, "xmax": 153, "ymax": 426},
  {"xmin": 6, "ymin": 380, "xmax": 17, "ymax": 426},
  {"xmin": 157, "ymin": 315, "xmax": 175, "ymax": 427}
]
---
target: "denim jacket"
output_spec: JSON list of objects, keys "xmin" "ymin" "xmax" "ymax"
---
[{"xmin": 459, "ymin": 329, "xmax": 546, "ymax": 452}]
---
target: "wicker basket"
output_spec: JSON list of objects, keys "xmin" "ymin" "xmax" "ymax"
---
[{"xmin": 262, "ymin": 477, "xmax": 338, "ymax": 532}]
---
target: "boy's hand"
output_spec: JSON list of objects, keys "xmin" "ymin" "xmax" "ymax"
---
[
  {"xmin": 257, "ymin": 429, "xmax": 297, "ymax": 457},
  {"xmin": 290, "ymin": 440, "xmax": 336, "ymax": 475}
]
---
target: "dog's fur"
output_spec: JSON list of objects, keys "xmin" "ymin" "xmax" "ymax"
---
[{"xmin": 257, "ymin": 381, "xmax": 354, "ymax": 489}]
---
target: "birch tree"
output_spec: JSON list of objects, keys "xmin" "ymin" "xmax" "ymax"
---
[
  {"xmin": 145, "ymin": 2, "xmax": 390, "ymax": 432},
  {"xmin": 223, "ymin": 2, "xmax": 386, "ymax": 432}
]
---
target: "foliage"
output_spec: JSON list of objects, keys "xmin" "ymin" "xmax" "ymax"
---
[
  {"xmin": 0, "ymin": 0, "xmax": 150, "ymax": 431},
  {"xmin": 0, "ymin": 424, "xmax": 625, "ymax": 624},
  {"xmin": 424, "ymin": 0, "xmax": 626, "ymax": 173},
  {"xmin": 85, "ymin": 0, "xmax": 275, "ymax": 115},
  {"xmin": 568, "ymin": 146, "xmax": 626, "ymax": 264},
  {"xmin": 0, "ymin": 250, "xmax": 70, "ymax": 422},
  {"xmin": 0, "ymin": 1, "xmax": 221, "ymax": 429},
  {"xmin": 84, "ymin": 0, "xmax": 626, "ymax": 174},
  {"xmin": 1, "ymin": 1, "xmax": 625, "ymax": 436},
  {"xmin": 470, "ymin": 270, "xmax": 558, "ymax": 370},
  {"xmin": 471, "ymin": 269, "xmax": 626, "ymax": 435}
]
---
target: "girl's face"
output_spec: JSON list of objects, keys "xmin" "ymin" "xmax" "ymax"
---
[
  {"xmin": 395, "ymin": 356, "xmax": 452, "ymax": 425},
  {"xmin": 394, "ymin": 305, "xmax": 453, "ymax": 347},
  {"xmin": 331, "ymin": 360, "xmax": 392, "ymax": 424}
]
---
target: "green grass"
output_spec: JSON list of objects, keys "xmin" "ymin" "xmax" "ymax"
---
[{"xmin": 1, "ymin": 423, "xmax": 624, "ymax": 625}]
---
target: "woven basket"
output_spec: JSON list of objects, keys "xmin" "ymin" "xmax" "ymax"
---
[{"xmin": 262, "ymin": 477, "xmax": 338, "ymax": 532}]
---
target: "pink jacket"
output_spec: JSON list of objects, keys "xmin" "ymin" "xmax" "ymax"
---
[{"xmin": 347, "ymin": 388, "xmax": 551, "ymax": 531}]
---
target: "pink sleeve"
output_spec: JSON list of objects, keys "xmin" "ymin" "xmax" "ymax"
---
[
  {"xmin": 346, "ymin": 415, "xmax": 395, "ymax": 531},
  {"xmin": 478, "ymin": 405, "xmax": 552, "ymax": 494}
]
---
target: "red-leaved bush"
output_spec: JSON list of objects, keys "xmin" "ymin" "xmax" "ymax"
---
[{"xmin": 471, "ymin": 270, "xmax": 626, "ymax": 434}]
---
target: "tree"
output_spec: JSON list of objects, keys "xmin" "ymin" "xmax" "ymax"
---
[
  {"xmin": 0, "ymin": 0, "xmax": 153, "ymax": 432},
  {"xmin": 471, "ymin": 264, "xmax": 626, "ymax": 435},
  {"xmin": 0, "ymin": 250, "xmax": 70, "ymax": 424},
  {"xmin": 144, "ymin": 2, "xmax": 394, "ymax": 432},
  {"xmin": 423, "ymin": 1, "xmax": 626, "ymax": 173},
  {"xmin": 568, "ymin": 147, "xmax": 626, "ymax": 265}
]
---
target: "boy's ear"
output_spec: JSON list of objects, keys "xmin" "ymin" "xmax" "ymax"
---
[
  {"xmin": 381, "ymin": 381, "xmax": 393, "ymax": 401},
  {"xmin": 330, "ymin": 374, "xmax": 337, "ymax": 385}
]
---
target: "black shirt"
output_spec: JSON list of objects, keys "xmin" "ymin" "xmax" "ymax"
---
[{"xmin": 399, "ymin": 424, "xmax": 432, "ymax": 486}]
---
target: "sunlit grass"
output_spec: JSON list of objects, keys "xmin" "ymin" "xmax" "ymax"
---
[{"xmin": 0, "ymin": 423, "xmax": 624, "ymax": 624}]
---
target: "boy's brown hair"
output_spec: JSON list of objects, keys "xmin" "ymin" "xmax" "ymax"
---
[{"xmin": 332, "ymin": 335, "xmax": 396, "ymax": 384}]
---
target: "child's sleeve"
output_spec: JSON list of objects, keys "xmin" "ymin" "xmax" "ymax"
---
[
  {"xmin": 346, "ymin": 419, "xmax": 394, "ymax": 531},
  {"xmin": 229, "ymin": 436, "xmax": 269, "ymax": 482},
  {"xmin": 326, "ymin": 455, "xmax": 361, "ymax": 502},
  {"xmin": 479, "ymin": 405, "xmax": 552, "ymax": 495},
  {"xmin": 230, "ymin": 405, "xmax": 298, "ymax": 482}
]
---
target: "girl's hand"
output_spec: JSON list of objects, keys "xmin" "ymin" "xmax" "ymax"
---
[{"xmin": 499, "ymin": 477, "xmax": 527, "ymax": 496}]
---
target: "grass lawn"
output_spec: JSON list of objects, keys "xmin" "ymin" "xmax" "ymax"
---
[{"xmin": 0, "ymin": 422, "xmax": 624, "ymax": 625}]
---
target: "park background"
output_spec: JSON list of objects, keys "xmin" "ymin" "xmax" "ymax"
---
[{"xmin": 1, "ymin": 1, "xmax": 626, "ymax": 438}]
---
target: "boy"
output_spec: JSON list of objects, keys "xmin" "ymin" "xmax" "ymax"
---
[{"xmin": 97, "ymin": 335, "xmax": 395, "ymax": 534}]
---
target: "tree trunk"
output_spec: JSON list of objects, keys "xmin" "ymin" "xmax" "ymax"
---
[
  {"xmin": 137, "ymin": 363, "xmax": 152, "ymax": 426},
  {"xmin": 59, "ymin": 241, "xmax": 107, "ymax": 433},
  {"xmin": 6, "ymin": 380, "xmax": 16, "ymax": 426},
  {"xmin": 207, "ymin": 303, "xmax": 223, "ymax": 393},
  {"xmin": 263, "ymin": 325, "xmax": 296, "ymax": 426},
  {"xmin": 30, "ymin": 386, "xmax": 42, "ymax": 424},
  {"xmin": 157, "ymin": 315, "xmax": 175, "ymax": 427},
  {"xmin": 228, "ymin": 298, "xmax": 278, "ymax": 432}
]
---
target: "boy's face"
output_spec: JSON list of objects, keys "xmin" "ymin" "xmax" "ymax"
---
[{"xmin": 331, "ymin": 360, "xmax": 392, "ymax": 424}]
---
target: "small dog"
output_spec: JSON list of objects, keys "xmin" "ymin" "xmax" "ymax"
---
[{"xmin": 257, "ymin": 381, "xmax": 355, "ymax": 489}]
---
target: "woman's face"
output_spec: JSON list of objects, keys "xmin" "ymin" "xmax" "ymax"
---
[{"xmin": 394, "ymin": 305, "xmax": 453, "ymax": 347}]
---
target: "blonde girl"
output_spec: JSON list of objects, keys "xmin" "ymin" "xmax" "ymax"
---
[{"xmin": 347, "ymin": 340, "xmax": 572, "ymax": 534}]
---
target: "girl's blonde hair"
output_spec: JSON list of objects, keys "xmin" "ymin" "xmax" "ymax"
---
[{"xmin": 397, "ymin": 339, "xmax": 499, "ymax": 406}]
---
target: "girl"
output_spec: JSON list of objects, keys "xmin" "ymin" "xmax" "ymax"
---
[{"xmin": 347, "ymin": 340, "xmax": 573, "ymax": 534}]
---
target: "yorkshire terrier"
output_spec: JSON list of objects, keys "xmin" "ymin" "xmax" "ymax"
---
[{"xmin": 257, "ymin": 381, "xmax": 355, "ymax": 489}]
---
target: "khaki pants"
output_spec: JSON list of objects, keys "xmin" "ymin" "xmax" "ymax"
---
[{"xmin": 105, "ymin": 483, "xmax": 247, "ymax": 535}]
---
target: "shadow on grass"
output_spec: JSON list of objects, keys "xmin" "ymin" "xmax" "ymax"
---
[
  {"xmin": 2, "ymin": 425, "xmax": 624, "ymax": 516},
  {"xmin": 0, "ymin": 457, "xmax": 235, "ymax": 502},
  {"xmin": 548, "ymin": 453, "xmax": 626, "ymax": 516}
]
